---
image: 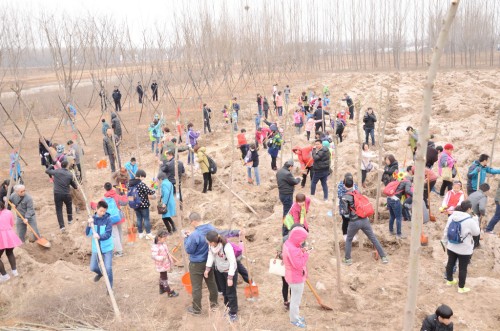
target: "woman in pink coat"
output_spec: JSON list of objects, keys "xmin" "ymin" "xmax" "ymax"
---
[
  {"xmin": 282, "ymin": 226, "xmax": 310, "ymax": 328},
  {"xmin": 276, "ymin": 91, "xmax": 284, "ymax": 117},
  {"xmin": 0, "ymin": 199, "xmax": 22, "ymax": 282}
]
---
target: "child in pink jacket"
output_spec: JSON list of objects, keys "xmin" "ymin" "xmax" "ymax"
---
[
  {"xmin": 283, "ymin": 194, "xmax": 311, "ymax": 237},
  {"xmin": 151, "ymin": 230, "xmax": 179, "ymax": 297},
  {"xmin": 282, "ymin": 227, "xmax": 310, "ymax": 328},
  {"xmin": 304, "ymin": 115, "xmax": 321, "ymax": 141}
]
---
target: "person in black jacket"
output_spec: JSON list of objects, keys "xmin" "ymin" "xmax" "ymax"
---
[
  {"xmin": 245, "ymin": 143, "xmax": 260, "ymax": 185},
  {"xmin": 151, "ymin": 80, "xmax": 158, "ymax": 101},
  {"xmin": 420, "ymin": 304, "xmax": 454, "ymax": 331},
  {"xmin": 382, "ymin": 154, "xmax": 399, "ymax": 186},
  {"xmin": 426, "ymin": 141, "xmax": 442, "ymax": 169},
  {"xmin": 342, "ymin": 93, "xmax": 354, "ymax": 120},
  {"xmin": 110, "ymin": 112, "xmax": 122, "ymax": 141},
  {"xmin": 276, "ymin": 160, "xmax": 301, "ymax": 219},
  {"xmin": 310, "ymin": 140, "xmax": 331, "ymax": 201},
  {"xmin": 363, "ymin": 107, "xmax": 377, "ymax": 146},
  {"xmin": 202, "ymin": 104, "xmax": 212, "ymax": 134},
  {"xmin": 160, "ymin": 150, "xmax": 185, "ymax": 203},
  {"xmin": 256, "ymin": 94, "xmax": 262, "ymax": 117},
  {"xmin": 45, "ymin": 161, "xmax": 78, "ymax": 231},
  {"xmin": 313, "ymin": 106, "xmax": 329, "ymax": 132},
  {"xmin": 112, "ymin": 86, "xmax": 122, "ymax": 112},
  {"xmin": 136, "ymin": 82, "xmax": 144, "ymax": 103}
]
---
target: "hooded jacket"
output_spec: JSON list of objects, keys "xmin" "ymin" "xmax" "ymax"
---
[
  {"xmin": 282, "ymin": 227, "xmax": 309, "ymax": 284},
  {"xmin": 442, "ymin": 211, "xmax": 480, "ymax": 255},
  {"xmin": 467, "ymin": 160, "xmax": 500, "ymax": 191},
  {"xmin": 382, "ymin": 161, "xmax": 399, "ymax": 186},
  {"xmin": 292, "ymin": 146, "xmax": 314, "ymax": 170},
  {"xmin": 111, "ymin": 113, "xmax": 122, "ymax": 137},
  {"xmin": 184, "ymin": 223, "xmax": 216, "ymax": 262},
  {"xmin": 86, "ymin": 212, "xmax": 114, "ymax": 253},
  {"xmin": 103, "ymin": 189, "xmax": 128, "ymax": 225},
  {"xmin": 196, "ymin": 147, "xmax": 209, "ymax": 173},
  {"xmin": 276, "ymin": 166, "xmax": 300, "ymax": 196},
  {"xmin": 312, "ymin": 146, "xmax": 331, "ymax": 172}
]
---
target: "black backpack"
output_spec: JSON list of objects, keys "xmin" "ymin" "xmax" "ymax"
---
[{"xmin": 206, "ymin": 156, "xmax": 217, "ymax": 174}]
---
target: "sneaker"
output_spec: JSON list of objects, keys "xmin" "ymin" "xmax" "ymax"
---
[
  {"xmin": 381, "ymin": 256, "xmax": 389, "ymax": 264},
  {"xmin": 60, "ymin": 227, "xmax": 66, "ymax": 233},
  {"xmin": 68, "ymin": 220, "xmax": 73, "ymax": 225},
  {"xmin": 342, "ymin": 258, "xmax": 353, "ymax": 266},
  {"xmin": 186, "ymin": 306, "xmax": 201, "ymax": 315},
  {"xmin": 484, "ymin": 230, "xmax": 494, "ymax": 234},
  {"xmin": 114, "ymin": 251, "xmax": 124, "ymax": 257},
  {"xmin": 138, "ymin": 232, "xmax": 145, "ymax": 239},
  {"xmin": 210, "ymin": 304, "xmax": 219, "ymax": 312},
  {"xmin": 229, "ymin": 314, "xmax": 238, "ymax": 323},
  {"xmin": 291, "ymin": 320, "xmax": 307, "ymax": 328},
  {"xmin": 458, "ymin": 287, "xmax": 471, "ymax": 293},
  {"xmin": 390, "ymin": 231, "xmax": 396, "ymax": 235},
  {"xmin": 145, "ymin": 233, "xmax": 154, "ymax": 240},
  {"xmin": 298, "ymin": 316, "xmax": 306, "ymax": 323},
  {"xmin": 168, "ymin": 291, "xmax": 179, "ymax": 298},
  {"xmin": 94, "ymin": 274, "xmax": 103, "ymax": 282},
  {"xmin": 11, "ymin": 269, "xmax": 18, "ymax": 277},
  {"xmin": 352, "ymin": 235, "xmax": 358, "ymax": 242},
  {"xmin": 343, "ymin": 234, "xmax": 347, "ymax": 242},
  {"xmin": 0, "ymin": 274, "xmax": 10, "ymax": 283},
  {"xmin": 218, "ymin": 291, "xmax": 224, "ymax": 296},
  {"xmin": 446, "ymin": 279, "xmax": 457, "ymax": 286},
  {"xmin": 396, "ymin": 234, "xmax": 407, "ymax": 240}
]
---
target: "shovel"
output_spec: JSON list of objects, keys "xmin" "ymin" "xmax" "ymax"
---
[
  {"xmin": 117, "ymin": 186, "xmax": 137, "ymax": 243},
  {"xmin": 305, "ymin": 279, "xmax": 333, "ymax": 310},
  {"xmin": 7, "ymin": 201, "xmax": 51, "ymax": 248},
  {"xmin": 427, "ymin": 177, "xmax": 436, "ymax": 222}
]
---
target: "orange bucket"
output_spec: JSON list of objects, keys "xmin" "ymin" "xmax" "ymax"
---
[
  {"xmin": 96, "ymin": 159, "xmax": 108, "ymax": 169},
  {"xmin": 182, "ymin": 272, "xmax": 192, "ymax": 294}
]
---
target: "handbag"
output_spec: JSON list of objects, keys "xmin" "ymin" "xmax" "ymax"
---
[
  {"xmin": 441, "ymin": 167, "xmax": 452, "ymax": 181},
  {"xmin": 157, "ymin": 185, "xmax": 171, "ymax": 215},
  {"xmin": 268, "ymin": 256, "xmax": 286, "ymax": 277}
]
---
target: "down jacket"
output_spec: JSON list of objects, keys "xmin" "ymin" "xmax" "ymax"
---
[
  {"xmin": 282, "ymin": 227, "xmax": 309, "ymax": 284},
  {"xmin": 276, "ymin": 166, "xmax": 301, "ymax": 196},
  {"xmin": 312, "ymin": 146, "xmax": 331, "ymax": 172}
]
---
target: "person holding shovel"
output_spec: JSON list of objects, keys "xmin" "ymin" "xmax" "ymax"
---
[
  {"xmin": 0, "ymin": 199, "xmax": 22, "ymax": 282},
  {"xmin": 183, "ymin": 212, "xmax": 219, "ymax": 315},
  {"xmin": 466, "ymin": 154, "xmax": 500, "ymax": 196},
  {"xmin": 86, "ymin": 200, "xmax": 114, "ymax": 288},
  {"xmin": 9, "ymin": 185, "xmax": 40, "ymax": 242},
  {"xmin": 103, "ymin": 128, "xmax": 121, "ymax": 173}
]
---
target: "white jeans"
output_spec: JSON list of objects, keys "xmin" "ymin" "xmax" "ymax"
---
[
  {"xmin": 112, "ymin": 223, "xmax": 123, "ymax": 253},
  {"xmin": 289, "ymin": 282, "xmax": 305, "ymax": 323}
]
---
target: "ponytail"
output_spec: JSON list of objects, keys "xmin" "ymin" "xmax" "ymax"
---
[{"xmin": 155, "ymin": 229, "xmax": 169, "ymax": 244}]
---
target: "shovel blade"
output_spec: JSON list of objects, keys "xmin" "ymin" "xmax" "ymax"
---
[{"xmin": 36, "ymin": 237, "xmax": 51, "ymax": 248}]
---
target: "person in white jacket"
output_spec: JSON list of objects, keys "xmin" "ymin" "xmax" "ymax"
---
[
  {"xmin": 204, "ymin": 230, "xmax": 238, "ymax": 322},
  {"xmin": 442, "ymin": 200, "xmax": 480, "ymax": 293}
]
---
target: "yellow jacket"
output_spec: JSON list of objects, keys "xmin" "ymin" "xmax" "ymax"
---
[{"xmin": 197, "ymin": 147, "xmax": 209, "ymax": 173}]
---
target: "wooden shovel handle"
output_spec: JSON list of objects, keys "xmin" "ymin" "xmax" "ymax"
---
[{"xmin": 7, "ymin": 201, "xmax": 42, "ymax": 241}]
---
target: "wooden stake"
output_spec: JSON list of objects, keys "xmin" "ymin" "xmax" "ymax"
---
[
  {"xmin": 331, "ymin": 132, "xmax": 343, "ymax": 296},
  {"xmin": 374, "ymin": 89, "xmax": 389, "ymax": 223}
]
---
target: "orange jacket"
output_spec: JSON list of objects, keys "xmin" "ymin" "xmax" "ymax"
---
[{"xmin": 292, "ymin": 146, "xmax": 314, "ymax": 170}]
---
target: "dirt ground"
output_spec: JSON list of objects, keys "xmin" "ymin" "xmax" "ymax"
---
[{"xmin": 0, "ymin": 68, "xmax": 500, "ymax": 331}]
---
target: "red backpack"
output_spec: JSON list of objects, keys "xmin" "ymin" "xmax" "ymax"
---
[
  {"xmin": 347, "ymin": 191, "xmax": 374, "ymax": 218},
  {"xmin": 383, "ymin": 180, "xmax": 402, "ymax": 196}
]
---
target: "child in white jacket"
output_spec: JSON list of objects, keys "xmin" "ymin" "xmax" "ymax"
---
[
  {"xmin": 442, "ymin": 200, "xmax": 480, "ymax": 293},
  {"xmin": 204, "ymin": 230, "xmax": 238, "ymax": 322}
]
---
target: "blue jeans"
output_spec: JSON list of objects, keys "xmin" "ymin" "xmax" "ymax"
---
[
  {"xmin": 311, "ymin": 170, "xmax": 329, "ymax": 200},
  {"xmin": 257, "ymin": 105, "xmax": 262, "ymax": 117},
  {"xmin": 188, "ymin": 150, "xmax": 194, "ymax": 164},
  {"xmin": 279, "ymin": 194, "xmax": 293, "ymax": 218},
  {"xmin": 364, "ymin": 128, "xmax": 375, "ymax": 145},
  {"xmin": 387, "ymin": 198, "xmax": 403, "ymax": 235},
  {"xmin": 90, "ymin": 250, "xmax": 113, "ymax": 288},
  {"xmin": 486, "ymin": 202, "xmax": 500, "ymax": 232},
  {"xmin": 277, "ymin": 107, "xmax": 283, "ymax": 117},
  {"xmin": 247, "ymin": 166, "xmax": 260, "ymax": 185},
  {"xmin": 135, "ymin": 208, "xmax": 151, "ymax": 234},
  {"xmin": 151, "ymin": 138, "xmax": 159, "ymax": 154}
]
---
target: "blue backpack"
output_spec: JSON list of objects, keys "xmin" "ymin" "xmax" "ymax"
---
[
  {"xmin": 127, "ymin": 184, "xmax": 142, "ymax": 209},
  {"xmin": 103, "ymin": 197, "xmax": 123, "ymax": 224},
  {"xmin": 447, "ymin": 217, "xmax": 470, "ymax": 244}
]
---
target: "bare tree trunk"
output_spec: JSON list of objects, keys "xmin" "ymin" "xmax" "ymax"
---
[
  {"xmin": 355, "ymin": 99, "xmax": 363, "ymax": 193},
  {"xmin": 331, "ymin": 136, "xmax": 342, "ymax": 296},
  {"xmin": 403, "ymin": 1, "xmax": 460, "ymax": 330},
  {"xmin": 374, "ymin": 89, "xmax": 389, "ymax": 223}
]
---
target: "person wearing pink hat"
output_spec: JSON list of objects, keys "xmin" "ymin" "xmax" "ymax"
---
[{"xmin": 439, "ymin": 144, "xmax": 457, "ymax": 197}]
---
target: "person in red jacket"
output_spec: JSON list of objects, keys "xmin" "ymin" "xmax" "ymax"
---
[
  {"xmin": 255, "ymin": 127, "xmax": 271, "ymax": 150},
  {"xmin": 337, "ymin": 109, "xmax": 349, "ymax": 122},
  {"xmin": 441, "ymin": 181, "xmax": 465, "ymax": 215},
  {"xmin": 282, "ymin": 226, "xmax": 310, "ymax": 328},
  {"xmin": 91, "ymin": 182, "xmax": 128, "ymax": 257},
  {"xmin": 292, "ymin": 146, "xmax": 314, "ymax": 188}
]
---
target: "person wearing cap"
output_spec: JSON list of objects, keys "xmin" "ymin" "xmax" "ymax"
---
[
  {"xmin": 440, "ymin": 181, "xmax": 465, "ymax": 215},
  {"xmin": 267, "ymin": 125, "xmax": 283, "ymax": 171},
  {"xmin": 277, "ymin": 160, "xmax": 301, "ymax": 219},
  {"xmin": 420, "ymin": 304, "xmax": 454, "ymax": 331},
  {"xmin": 310, "ymin": 140, "xmax": 331, "ymax": 201},
  {"xmin": 341, "ymin": 174, "xmax": 388, "ymax": 265},
  {"xmin": 438, "ymin": 144, "xmax": 456, "ymax": 197},
  {"xmin": 112, "ymin": 86, "xmax": 122, "ymax": 112},
  {"xmin": 67, "ymin": 140, "xmax": 82, "ymax": 181},
  {"xmin": 466, "ymin": 153, "xmax": 500, "ymax": 196}
]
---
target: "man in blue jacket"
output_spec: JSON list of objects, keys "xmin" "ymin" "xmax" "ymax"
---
[
  {"xmin": 86, "ymin": 200, "xmax": 114, "ymax": 288},
  {"xmin": 183, "ymin": 212, "xmax": 218, "ymax": 314},
  {"xmin": 467, "ymin": 154, "xmax": 500, "ymax": 196}
]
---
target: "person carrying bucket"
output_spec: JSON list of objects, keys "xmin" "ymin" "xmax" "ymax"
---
[{"xmin": 183, "ymin": 212, "xmax": 218, "ymax": 315}]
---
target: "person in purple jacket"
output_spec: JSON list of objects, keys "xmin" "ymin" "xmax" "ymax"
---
[{"xmin": 186, "ymin": 123, "xmax": 200, "ymax": 165}]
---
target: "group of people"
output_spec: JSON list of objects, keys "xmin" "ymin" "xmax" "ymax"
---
[{"xmin": 1, "ymin": 81, "xmax": 499, "ymax": 330}]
